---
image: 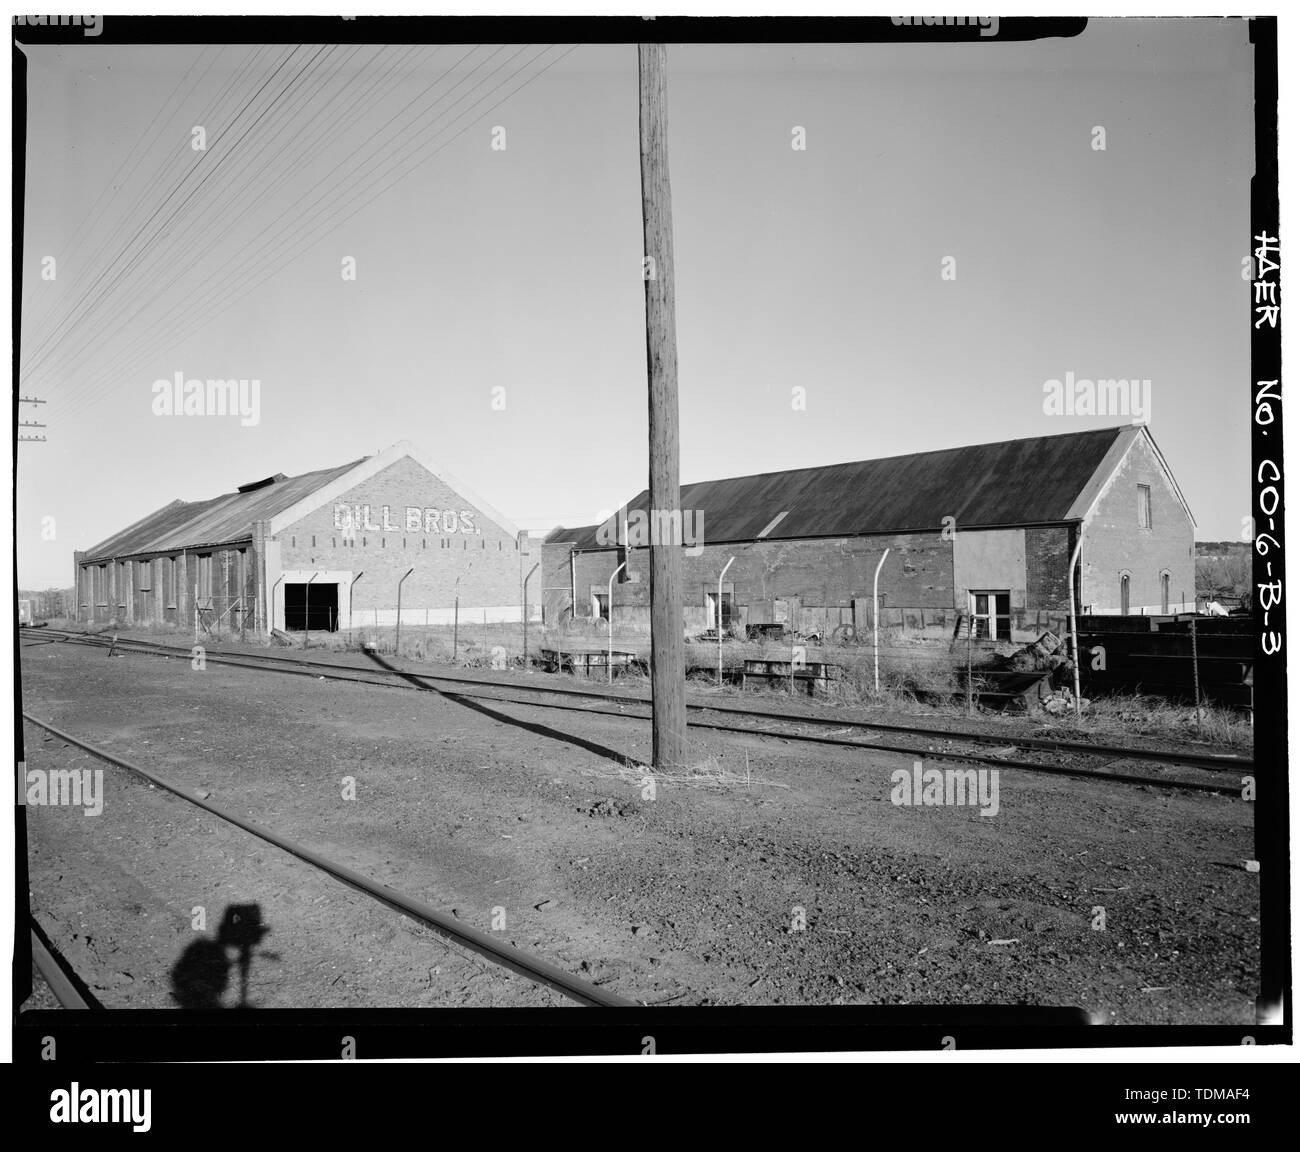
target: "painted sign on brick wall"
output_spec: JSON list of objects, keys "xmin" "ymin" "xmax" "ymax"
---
[{"xmin": 332, "ymin": 504, "xmax": 480, "ymax": 535}]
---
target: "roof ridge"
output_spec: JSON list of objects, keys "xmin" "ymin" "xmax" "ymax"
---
[
  {"xmin": 674, "ymin": 425, "xmax": 1129, "ymax": 490},
  {"xmin": 546, "ymin": 426, "xmax": 1143, "ymax": 548}
]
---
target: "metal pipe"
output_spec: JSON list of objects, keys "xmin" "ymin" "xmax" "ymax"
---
[
  {"xmin": 395, "ymin": 567, "xmax": 415, "ymax": 655},
  {"xmin": 872, "ymin": 548, "xmax": 891, "ymax": 692},
  {"xmin": 966, "ymin": 608, "xmax": 974, "ymax": 717},
  {"xmin": 607, "ymin": 561, "xmax": 627, "ymax": 682},
  {"xmin": 349, "ymin": 571, "xmax": 365, "ymax": 645},
  {"xmin": 1187, "ymin": 588, "xmax": 1201, "ymax": 731},
  {"xmin": 717, "ymin": 556, "xmax": 735, "ymax": 686},
  {"xmin": 452, "ymin": 575, "xmax": 462, "ymax": 660},
  {"xmin": 303, "ymin": 572, "xmax": 319, "ymax": 649},
  {"xmin": 1067, "ymin": 528, "xmax": 1085, "ymax": 720},
  {"xmin": 569, "ymin": 548, "xmax": 577, "ymax": 626},
  {"xmin": 270, "ymin": 575, "xmax": 284, "ymax": 641},
  {"xmin": 522, "ymin": 562, "xmax": 539, "ymax": 673}
]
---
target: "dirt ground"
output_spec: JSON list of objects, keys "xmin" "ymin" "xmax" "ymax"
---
[{"xmin": 19, "ymin": 638, "xmax": 1258, "ymax": 1022}]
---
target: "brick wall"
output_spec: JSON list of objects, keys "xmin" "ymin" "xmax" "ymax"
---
[
  {"xmin": 1025, "ymin": 525, "xmax": 1074, "ymax": 611},
  {"xmin": 550, "ymin": 533, "xmax": 955, "ymax": 630},
  {"xmin": 78, "ymin": 544, "xmax": 254, "ymax": 630},
  {"xmin": 1081, "ymin": 434, "xmax": 1195, "ymax": 613},
  {"xmin": 276, "ymin": 455, "xmax": 530, "ymax": 625}
]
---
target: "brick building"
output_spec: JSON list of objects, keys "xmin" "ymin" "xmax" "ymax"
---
[
  {"xmin": 73, "ymin": 441, "xmax": 535, "ymax": 635},
  {"xmin": 542, "ymin": 426, "xmax": 1195, "ymax": 642}
]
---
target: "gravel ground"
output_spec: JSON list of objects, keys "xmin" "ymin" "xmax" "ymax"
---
[{"xmin": 19, "ymin": 638, "xmax": 1258, "ymax": 1021}]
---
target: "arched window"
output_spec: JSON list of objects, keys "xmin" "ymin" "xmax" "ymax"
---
[{"xmin": 1120, "ymin": 574, "xmax": 1131, "ymax": 616}]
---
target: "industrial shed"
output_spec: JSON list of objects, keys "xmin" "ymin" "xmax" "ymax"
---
[
  {"xmin": 542, "ymin": 425, "xmax": 1195, "ymax": 642},
  {"xmin": 73, "ymin": 441, "xmax": 534, "ymax": 636}
]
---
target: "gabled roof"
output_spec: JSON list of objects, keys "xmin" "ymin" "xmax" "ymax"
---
[
  {"xmin": 548, "ymin": 426, "xmax": 1173, "ymax": 549},
  {"xmin": 83, "ymin": 460, "xmax": 364, "ymax": 561},
  {"xmin": 81, "ymin": 440, "xmax": 522, "ymax": 561},
  {"xmin": 263, "ymin": 440, "xmax": 520, "ymax": 540}
]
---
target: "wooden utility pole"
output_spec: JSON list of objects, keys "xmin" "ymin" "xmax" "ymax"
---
[{"xmin": 638, "ymin": 42, "xmax": 687, "ymax": 770}]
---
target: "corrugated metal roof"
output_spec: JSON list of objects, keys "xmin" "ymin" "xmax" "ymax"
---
[
  {"xmin": 83, "ymin": 459, "xmax": 365, "ymax": 561},
  {"xmin": 548, "ymin": 427, "xmax": 1134, "ymax": 549}
]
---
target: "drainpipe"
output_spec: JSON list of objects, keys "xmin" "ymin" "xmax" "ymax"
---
[
  {"xmin": 873, "ymin": 548, "xmax": 891, "ymax": 692},
  {"xmin": 395, "ymin": 567, "xmax": 414, "ymax": 656},
  {"xmin": 717, "ymin": 556, "xmax": 735, "ymax": 686},
  {"xmin": 607, "ymin": 561, "xmax": 627, "ymax": 682},
  {"xmin": 1067, "ymin": 527, "xmax": 1085, "ymax": 721}
]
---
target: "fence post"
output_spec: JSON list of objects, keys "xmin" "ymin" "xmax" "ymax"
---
[
  {"xmin": 270, "ymin": 575, "xmax": 284, "ymax": 641},
  {"xmin": 453, "ymin": 597, "xmax": 459, "ymax": 661},
  {"xmin": 1066, "ymin": 530, "xmax": 1086, "ymax": 721},
  {"xmin": 608, "ymin": 561, "xmax": 628, "ymax": 683},
  {"xmin": 966, "ymin": 610, "xmax": 974, "ymax": 717},
  {"xmin": 349, "ymin": 571, "xmax": 365, "ymax": 646},
  {"xmin": 303, "ymin": 572, "xmax": 319, "ymax": 650},
  {"xmin": 717, "ymin": 556, "xmax": 735, "ymax": 687},
  {"xmin": 1186, "ymin": 589, "xmax": 1201, "ymax": 731},
  {"xmin": 873, "ymin": 549, "xmax": 891, "ymax": 692},
  {"xmin": 395, "ymin": 568, "xmax": 414, "ymax": 656},
  {"xmin": 523, "ymin": 562, "xmax": 539, "ymax": 674}
]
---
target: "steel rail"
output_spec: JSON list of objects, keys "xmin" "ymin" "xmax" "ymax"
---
[
  {"xmin": 30, "ymin": 924, "xmax": 95, "ymax": 1009},
  {"xmin": 361, "ymin": 654, "xmax": 1243, "ymax": 797},
  {"xmin": 37, "ymin": 628, "xmax": 1251, "ymax": 773},
  {"xmin": 21, "ymin": 712, "xmax": 635, "ymax": 1008}
]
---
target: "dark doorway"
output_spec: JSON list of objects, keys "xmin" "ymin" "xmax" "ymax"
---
[{"xmin": 284, "ymin": 582, "xmax": 338, "ymax": 632}]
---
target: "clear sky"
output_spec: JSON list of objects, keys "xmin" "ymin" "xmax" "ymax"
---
[{"xmin": 16, "ymin": 18, "xmax": 1255, "ymax": 588}]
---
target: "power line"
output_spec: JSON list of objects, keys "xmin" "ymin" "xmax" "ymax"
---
[
  {"xmin": 47, "ymin": 44, "xmax": 578, "ymax": 420},
  {"xmin": 57, "ymin": 45, "xmax": 567, "ymax": 416},
  {"xmin": 20, "ymin": 43, "xmax": 263, "ymax": 367},
  {"xmin": 48, "ymin": 44, "xmax": 420, "ymax": 404},
  {"xmin": 20, "ymin": 44, "xmax": 293, "ymax": 377},
  {"xmin": 42, "ymin": 42, "xmax": 467, "ymax": 409},
  {"xmin": 29, "ymin": 44, "xmax": 349, "ymax": 390},
  {"xmin": 20, "ymin": 45, "xmax": 218, "ymax": 346}
]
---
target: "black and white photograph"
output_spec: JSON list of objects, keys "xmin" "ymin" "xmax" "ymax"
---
[{"xmin": 6, "ymin": 6, "xmax": 1291, "ymax": 1095}]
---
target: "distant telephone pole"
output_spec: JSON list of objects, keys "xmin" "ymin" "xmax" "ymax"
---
[
  {"xmin": 638, "ymin": 42, "xmax": 687, "ymax": 770},
  {"xmin": 19, "ymin": 396, "xmax": 46, "ymax": 442}
]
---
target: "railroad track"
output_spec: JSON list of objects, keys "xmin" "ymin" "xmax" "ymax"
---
[
  {"xmin": 25, "ymin": 628, "xmax": 1252, "ymax": 796},
  {"xmin": 20, "ymin": 710, "xmax": 635, "ymax": 1009},
  {"xmin": 30, "ymin": 919, "xmax": 99, "ymax": 1009}
]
